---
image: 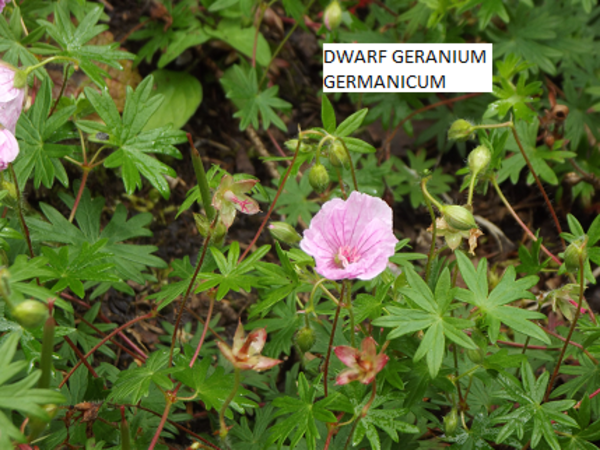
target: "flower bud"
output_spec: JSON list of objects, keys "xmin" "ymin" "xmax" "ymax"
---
[
  {"xmin": 324, "ymin": 0, "xmax": 343, "ymax": 30},
  {"xmin": 269, "ymin": 221, "xmax": 301, "ymax": 245},
  {"xmin": 309, "ymin": 164, "xmax": 330, "ymax": 193},
  {"xmin": 466, "ymin": 348, "xmax": 484, "ymax": 365},
  {"xmin": 295, "ymin": 326, "xmax": 316, "ymax": 353},
  {"xmin": 564, "ymin": 238, "xmax": 588, "ymax": 273},
  {"xmin": 468, "ymin": 145, "xmax": 491, "ymax": 176},
  {"xmin": 194, "ymin": 213, "xmax": 227, "ymax": 245},
  {"xmin": 12, "ymin": 69, "xmax": 27, "ymax": 90},
  {"xmin": 442, "ymin": 205, "xmax": 477, "ymax": 231},
  {"xmin": 11, "ymin": 299, "xmax": 48, "ymax": 329},
  {"xmin": 443, "ymin": 409, "xmax": 459, "ymax": 436},
  {"xmin": 328, "ymin": 140, "xmax": 349, "ymax": 168},
  {"xmin": 1, "ymin": 179, "xmax": 17, "ymax": 201},
  {"xmin": 284, "ymin": 139, "xmax": 313, "ymax": 153},
  {"xmin": 448, "ymin": 119, "xmax": 474, "ymax": 141}
]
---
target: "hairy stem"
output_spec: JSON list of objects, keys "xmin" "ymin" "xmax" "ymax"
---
[
  {"xmin": 9, "ymin": 164, "xmax": 34, "ymax": 259},
  {"xmin": 491, "ymin": 177, "xmax": 561, "ymax": 265},
  {"xmin": 219, "ymin": 367, "xmax": 241, "ymax": 438},
  {"xmin": 324, "ymin": 285, "xmax": 344, "ymax": 397},
  {"xmin": 544, "ymin": 255, "xmax": 586, "ymax": 402},
  {"xmin": 188, "ymin": 133, "xmax": 215, "ymax": 220},
  {"xmin": 421, "ymin": 178, "xmax": 438, "ymax": 283},
  {"xmin": 509, "ymin": 125, "xmax": 565, "ymax": 249}
]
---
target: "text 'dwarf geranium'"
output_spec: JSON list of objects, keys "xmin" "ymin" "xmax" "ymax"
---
[{"xmin": 300, "ymin": 191, "xmax": 398, "ymax": 280}]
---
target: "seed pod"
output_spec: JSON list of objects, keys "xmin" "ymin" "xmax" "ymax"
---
[
  {"xmin": 284, "ymin": 139, "xmax": 314, "ymax": 153},
  {"xmin": 564, "ymin": 239, "xmax": 588, "ymax": 273},
  {"xmin": 466, "ymin": 348, "xmax": 484, "ymax": 365},
  {"xmin": 11, "ymin": 299, "xmax": 48, "ymax": 329},
  {"xmin": 444, "ymin": 409, "xmax": 459, "ymax": 436},
  {"xmin": 295, "ymin": 326, "xmax": 317, "ymax": 353},
  {"xmin": 269, "ymin": 221, "xmax": 301, "ymax": 245},
  {"xmin": 442, "ymin": 205, "xmax": 477, "ymax": 231},
  {"xmin": 324, "ymin": 0, "xmax": 343, "ymax": 30},
  {"xmin": 448, "ymin": 119, "xmax": 474, "ymax": 141},
  {"xmin": 468, "ymin": 145, "xmax": 491, "ymax": 176},
  {"xmin": 309, "ymin": 164, "xmax": 330, "ymax": 193},
  {"xmin": 328, "ymin": 140, "xmax": 349, "ymax": 168}
]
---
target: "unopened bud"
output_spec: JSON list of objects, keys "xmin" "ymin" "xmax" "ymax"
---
[
  {"xmin": 443, "ymin": 409, "xmax": 459, "ymax": 436},
  {"xmin": 468, "ymin": 145, "xmax": 491, "ymax": 176},
  {"xmin": 269, "ymin": 221, "xmax": 301, "ymax": 245},
  {"xmin": 1, "ymin": 180, "xmax": 17, "ymax": 201},
  {"xmin": 11, "ymin": 299, "xmax": 48, "ymax": 329},
  {"xmin": 442, "ymin": 205, "xmax": 477, "ymax": 231},
  {"xmin": 295, "ymin": 326, "xmax": 316, "ymax": 353},
  {"xmin": 284, "ymin": 139, "xmax": 313, "ymax": 153},
  {"xmin": 328, "ymin": 140, "xmax": 349, "ymax": 168},
  {"xmin": 309, "ymin": 164, "xmax": 330, "ymax": 193},
  {"xmin": 194, "ymin": 213, "xmax": 227, "ymax": 245},
  {"xmin": 564, "ymin": 238, "xmax": 588, "ymax": 273},
  {"xmin": 448, "ymin": 119, "xmax": 474, "ymax": 141},
  {"xmin": 324, "ymin": 0, "xmax": 342, "ymax": 30},
  {"xmin": 466, "ymin": 348, "xmax": 484, "ymax": 365},
  {"xmin": 13, "ymin": 69, "xmax": 27, "ymax": 90}
]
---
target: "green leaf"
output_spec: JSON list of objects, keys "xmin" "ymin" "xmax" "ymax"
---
[
  {"xmin": 80, "ymin": 76, "xmax": 186, "ymax": 199},
  {"xmin": 335, "ymin": 108, "xmax": 368, "ymax": 137},
  {"xmin": 221, "ymin": 65, "xmax": 291, "ymax": 132},
  {"xmin": 143, "ymin": 70, "xmax": 202, "ymax": 131},
  {"xmin": 321, "ymin": 95, "xmax": 336, "ymax": 133},
  {"xmin": 38, "ymin": 2, "xmax": 133, "ymax": 87},
  {"xmin": 206, "ymin": 19, "xmax": 271, "ymax": 67}
]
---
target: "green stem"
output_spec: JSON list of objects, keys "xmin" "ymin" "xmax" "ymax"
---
[
  {"xmin": 339, "ymin": 139, "xmax": 359, "ymax": 192},
  {"xmin": 219, "ymin": 367, "xmax": 241, "ymax": 438},
  {"xmin": 38, "ymin": 314, "xmax": 55, "ymax": 389},
  {"xmin": 188, "ymin": 134, "xmax": 215, "ymax": 221},
  {"xmin": 467, "ymin": 174, "xmax": 477, "ymax": 206},
  {"xmin": 420, "ymin": 177, "xmax": 444, "ymax": 211},
  {"xmin": 543, "ymin": 254, "xmax": 586, "ymax": 403},
  {"xmin": 344, "ymin": 280, "xmax": 355, "ymax": 347},
  {"xmin": 8, "ymin": 164, "xmax": 34, "ymax": 259},
  {"xmin": 120, "ymin": 406, "xmax": 131, "ymax": 450},
  {"xmin": 24, "ymin": 56, "xmax": 79, "ymax": 75},
  {"xmin": 421, "ymin": 178, "xmax": 438, "ymax": 283},
  {"xmin": 324, "ymin": 286, "xmax": 344, "ymax": 397}
]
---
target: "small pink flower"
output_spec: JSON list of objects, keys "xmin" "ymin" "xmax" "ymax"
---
[
  {"xmin": 0, "ymin": 128, "xmax": 19, "ymax": 170},
  {"xmin": 300, "ymin": 191, "xmax": 398, "ymax": 280},
  {"xmin": 0, "ymin": 0, "xmax": 6, "ymax": 13},
  {"xmin": 217, "ymin": 321, "xmax": 281, "ymax": 372},
  {"xmin": 0, "ymin": 62, "xmax": 26, "ymax": 134},
  {"xmin": 212, "ymin": 174, "xmax": 260, "ymax": 228},
  {"xmin": 334, "ymin": 337, "xmax": 389, "ymax": 385}
]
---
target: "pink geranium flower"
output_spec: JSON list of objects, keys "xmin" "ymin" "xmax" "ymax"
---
[
  {"xmin": 300, "ymin": 191, "xmax": 398, "ymax": 280},
  {"xmin": 0, "ymin": 128, "xmax": 19, "ymax": 170},
  {"xmin": 0, "ymin": 62, "xmax": 26, "ymax": 134},
  {"xmin": 217, "ymin": 321, "xmax": 281, "ymax": 372},
  {"xmin": 334, "ymin": 337, "xmax": 389, "ymax": 385},
  {"xmin": 0, "ymin": 0, "xmax": 6, "ymax": 13},
  {"xmin": 212, "ymin": 174, "xmax": 260, "ymax": 228}
]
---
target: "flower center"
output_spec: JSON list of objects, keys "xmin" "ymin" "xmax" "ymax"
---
[
  {"xmin": 334, "ymin": 245, "xmax": 361, "ymax": 268},
  {"xmin": 224, "ymin": 191, "xmax": 253, "ymax": 212}
]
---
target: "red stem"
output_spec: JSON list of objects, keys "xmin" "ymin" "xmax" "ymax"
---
[
  {"xmin": 148, "ymin": 400, "xmax": 172, "ymax": 450},
  {"xmin": 61, "ymin": 292, "xmax": 147, "ymax": 361},
  {"xmin": 68, "ymin": 169, "xmax": 90, "ymax": 222},
  {"xmin": 63, "ymin": 335, "xmax": 100, "ymax": 380},
  {"xmin": 266, "ymin": 129, "xmax": 290, "ymax": 161},
  {"xmin": 58, "ymin": 311, "xmax": 154, "ymax": 388},
  {"xmin": 324, "ymin": 292, "xmax": 343, "ymax": 397},
  {"xmin": 238, "ymin": 136, "xmax": 302, "ymax": 263}
]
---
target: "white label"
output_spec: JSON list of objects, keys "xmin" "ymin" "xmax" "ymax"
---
[{"xmin": 323, "ymin": 44, "xmax": 493, "ymax": 93}]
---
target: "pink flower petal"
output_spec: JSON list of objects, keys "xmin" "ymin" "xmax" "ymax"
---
[
  {"xmin": 217, "ymin": 341, "xmax": 237, "ymax": 366},
  {"xmin": 334, "ymin": 345, "xmax": 360, "ymax": 368},
  {"xmin": 0, "ymin": 129, "xmax": 19, "ymax": 170},
  {"xmin": 374, "ymin": 353, "xmax": 389, "ymax": 373},
  {"xmin": 253, "ymin": 356, "xmax": 282, "ymax": 371},
  {"xmin": 247, "ymin": 328, "xmax": 267, "ymax": 355},
  {"xmin": 336, "ymin": 368, "xmax": 361, "ymax": 385},
  {"xmin": 361, "ymin": 336, "xmax": 378, "ymax": 357},
  {"xmin": 300, "ymin": 192, "xmax": 397, "ymax": 281},
  {"xmin": 232, "ymin": 321, "xmax": 246, "ymax": 355}
]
